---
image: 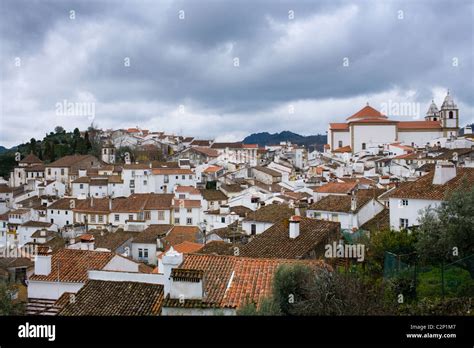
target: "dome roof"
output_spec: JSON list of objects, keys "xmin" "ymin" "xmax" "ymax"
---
[
  {"xmin": 441, "ymin": 91, "xmax": 457, "ymax": 109},
  {"xmin": 426, "ymin": 100, "xmax": 439, "ymax": 116}
]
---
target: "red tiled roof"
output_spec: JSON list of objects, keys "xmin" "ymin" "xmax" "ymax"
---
[
  {"xmin": 329, "ymin": 123, "xmax": 349, "ymax": 130},
  {"xmin": 29, "ymin": 249, "xmax": 115, "ymax": 283},
  {"xmin": 313, "ymin": 182, "xmax": 357, "ymax": 194},
  {"xmin": 152, "ymin": 168, "xmax": 193, "ymax": 175},
  {"xmin": 397, "ymin": 121, "xmax": 442, "ymax": 129},
  {"xmin": 333, "ymin": 145, "xmax": 352, "ymax": 153},
  {"xmin": 175, "ymin": 254, "xmax": 328, "ymax": 309},
  {"xmin": 387, "ymin": 168, "xmax": 474, "ymax": 200},
  {"xmin": 346, "ymin": 105, "xmax": 387, "ymax": 120}
]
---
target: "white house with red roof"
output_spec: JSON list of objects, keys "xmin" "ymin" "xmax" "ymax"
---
[{"xmin": 328, "ymin": 92, "xmax": 459, "ymax": 154}]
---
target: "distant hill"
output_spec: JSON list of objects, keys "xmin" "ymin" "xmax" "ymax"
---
[
  {"xmin": 0, "ymin": 146, "xmax": 9, "ymax": 154},
  {"xmin": 243, "ymin": 131, "xmax": 327, "ymax": 150}
]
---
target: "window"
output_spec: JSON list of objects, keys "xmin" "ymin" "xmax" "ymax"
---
[
  {"xmin": 130, "ymin": 180, "xmax": 135, "ymax": 188},
  {"xmin": 158, "ymin": 211, "xmax": 165, "ymax": 220},
  {"xmin": 50, "ymin": 218, "xmax": 54, "ymax": 223},
  {"xmin": 179, "ymin": 194, "xmax": 185, "ymax": 199},
  {"xmin": 186, "ymin": 218, "xmax": 192, "ymax": 225},
  {"xmin": 400, "ymin": 218, "xmax": 409, "ymax": 229},
  {"xmin": 48, "ymin": 169, "xmax": 51, "ymax": 175},
  {"xmin": 145, "ymin": 211, "xmax": 151, "ymax": 220},
  {"xmin": 313, "ymin": 212, "xmax": 321, "ymax": 219},
  {"xmin": 138, "ymin": 248, "xmax": 143, "ymax": 258},
  {"xmin": 61, "ymin": 168, "xmax": 65, "ymax": 176},
  {"xmin": 66, "ymin": 220, "xmax": 69, "ymax": 225},
  {"xmin": 433, "ymin": 117, "xmax": 437, "ymax": 121},
  {"xmin": 143, "ymin": 180, "xmax": 147, "ymax": 186},
  {"xmin": 98, "ymin": 215, "xmax": 103, "ymax": 223},
  {"xmin": 175, "ymin": 176, "xmax": 179, "ymax": 179},
  {"xmin": 174, "ymin": 217, "xmax": 180, "ymax": 224},
  {"xmin": 115, "ymin": 214, "xmax": 119, "ymax": 222},
  {"xmin": 164, "ymin": 175, "xmax": 169, "ymax": 183},
  {"xmin": 221, "ymin": 217, "xmax": 226, "ymax": 223},
  {"xmin": 65, "ymin": 211, "xmax": 68, "ymax": 215},
  {"xmin": 251, "ymin": 224, "xmax": 257, "ymax": 235},
  {"xmin": 338, "ymin": 140, "xmax": 343, "ymax": 148},
  {"xmin": 174, "ymin": 208, "xmax": 179, "ymax": 213},
  {"xmin": 128, "ymin": 215, "xmax": 133, "ymax": 221},
  {"xmin": 51, "ymin": 210, "xmax": 53, "ymax": 214},
  {"xmin": 401, "ymin": 199, "xmax": 408, "ymax": 206},
  {"xmin": 189, "ymin": 175, "xmax": 192, "ymax": 179},
  {"xmin": 449, "ymin": 111, "xmax": 453, "ymax": 119},
  {"xmin": 144, "ymin": 249, "xmax": 149, "ymax": 258},
  {"xmin": 90, "ymin": 215, "xmax": 96, "ymax": 223},
  {"xmin": 362, "ymin": 143, "xmax": 366, "ymax": 150},
  {"xmin": 331, "ymin": 214, "xmax": 339, "ymax": 222},
  {"xmin": 182, "ymin": 175, "xmax": 185, "ymax": 180},
  {"xmin": 186, "ymin": 208, "xmax": 192, "ymax": 213}
]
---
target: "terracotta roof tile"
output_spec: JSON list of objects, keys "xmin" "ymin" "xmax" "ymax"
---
[{"xmin": 59, "ymin": 280, "xmax": 164, "ymax": 316}]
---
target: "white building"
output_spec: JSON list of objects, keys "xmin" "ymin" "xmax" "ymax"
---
[
  {"xmin": 328, "ymin": 93, "xmax": 460, "ymax": 154},
  {"xmin": 387, "ymin": 162, "xmax": 473, "ymax": 231}
]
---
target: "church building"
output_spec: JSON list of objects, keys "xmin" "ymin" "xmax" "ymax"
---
[{"xmin": 328, "ymin": 91, "xmax": 460, "ymax": 154}]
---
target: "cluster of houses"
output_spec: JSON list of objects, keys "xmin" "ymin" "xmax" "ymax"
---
[{"xmin": 1, "ymin": 92, "xmax": 473, "ymax": 315}]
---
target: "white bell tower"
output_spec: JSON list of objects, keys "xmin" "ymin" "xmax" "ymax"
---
[{"xmin": 439, "ymin": 90, "xmax": 459, "ymax": 137}]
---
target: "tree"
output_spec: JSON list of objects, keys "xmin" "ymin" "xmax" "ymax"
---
[
  {"xmin": 0, "ymin": 284, "xmax": 24, "ymax": 315},
  {"xmin": 360, "ymin": 228, "xmax": 417, "ymax": 278},
  {"xmin": 416, "ymin": 183, "xmax": 474, "ymax": 278},
  {"xmin": 272, "ymin": 263, "xmax": 314, "ymax": 315},
  {"xmin": 54, "ymin": 126, "xmax": 65, "ymax": 134},
  {"xmin": 236, "ymin": 297, "xmax": 281, "ymax": 316}
]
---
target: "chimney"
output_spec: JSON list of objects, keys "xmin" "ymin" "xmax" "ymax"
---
[
  {"xmin": 289, "ymin": 215, "xmax": 301, "ymax": 239},
  {"xmin": 90, "ymin": 197, "xmax": 94, "ymax": 207},
  {"xmin": 294, "ymin": 204, "xmax": 301, "ymax": 216},
  {"xmin": 219, "ymin": 205, "xmax": 230, "ymax": 215},
  {"xmin": 35, "ymin": 247, "xmax": 52, "ymax": 276},
  {"xmin": 108, "ymin": 198, "xmax": 113, "ymax": 211},
  {"xmin": 162, "ymin": 247, "xmax": 184, "ymax": 296},
  {"xmin": 80, "ymin": 234, "xmax": 95, "ymax": 250},
  {"xmin": 351, "ymin": 192, "xmax": 357, "ymax": 211},
  {"xmin": 433, "ymin": 161, "xmax": 456, "ymax": 185}
]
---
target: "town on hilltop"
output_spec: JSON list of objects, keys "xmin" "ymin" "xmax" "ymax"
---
[{"xmin": 0, "ymin": 92, "xmax": 473, "ymax": 316}]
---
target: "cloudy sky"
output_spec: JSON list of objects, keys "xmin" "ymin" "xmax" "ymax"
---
[{"xmin": 0, "ymin": 0, "xmax": 473, "ymax": 147}]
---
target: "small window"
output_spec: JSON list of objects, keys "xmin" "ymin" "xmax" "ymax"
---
[
  {"xmin": 221, "ymin": 217, "xmax": 226, "ymax": 223},
  {"xmin": 61, "ymin": 168, "xmax": 65, "ymax": 176},
  {"xmin": 400, "ymin": 218, "xmax": 409, "ymax": 229},
  {"xmin": 98, "ymin": 215, "xmax": 103, "ymax": 223},
  {"xmin": 128, "ymin": 214, "xmax": 133, "ymax": 221},
  {"xmin": 143, "ymin": 180, "xmax": 147, "ymax": 186},
  {"xmin": 186, "ymin": 208, "xmax": 192, "ymax": 213},
  {"xmin": 158, "ymin": 211, "xmax": 165, "ymax": 220},
  {"xmin": 138, "ymin": 248, "xmax": 143, "ymax": 258},
  {"xmin": 449, "ymin": 111, "xmax": 453, "ymax": 119},
  {"xmin": 174, "ymin": 208, "xmax": 179, "ymax": 213},
  {"xmin": 174, "ymin": 217, "xmax": 180, "ymax": 224},
  {"xmin": 90, "ymin": 215, "xmax": 96, "ymax": 223},
  {"xmin": 401, "ymin": 199, "xmax": 408, "ymax": 206},
  {"xmin": 144, "ymin": 249, "xmax": 149, "ymax": 258},
  {"xmin": 362, "ymin": 143, "xmax": 366, "ymax": 150},
  {"xmin": 182, "ymin": 175, "xmax": 185, "ymax": 180},
  {"xmin": 338, "ymin": 140, "xmax": 343, "ymax": 148},
  {"xmin": 145, "ymin": 211, "xmax": 151, "ymax": 220},
  {"xmin": 179, "ymin": 194, "xmax": 185, "ymax": 199},
  {"xmin": 186, "ymin": 218, "xmax": 192, "ymax": 225},
  {"xmin": 115, "ymin": 214, "xmax": 119, "ymax": 222},
  {"xmin": 251, "ymin": 224, "xmax": 257, "ymax": 235},
  {"xmin": 189, "ymin": 175, "xmax": 192, "ymax": 179}
]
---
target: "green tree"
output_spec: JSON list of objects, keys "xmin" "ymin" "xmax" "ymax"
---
[
  {"xmin": 272, "ymin": 263, "xmax": 314, "ymax": 315},
  {"xmin": 0, "ymin": 284, "xmax": 25, "ymax": 315},
  {"xmin": 416, "ymin": 183, "xmax": 474, "ymax": 278}
]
